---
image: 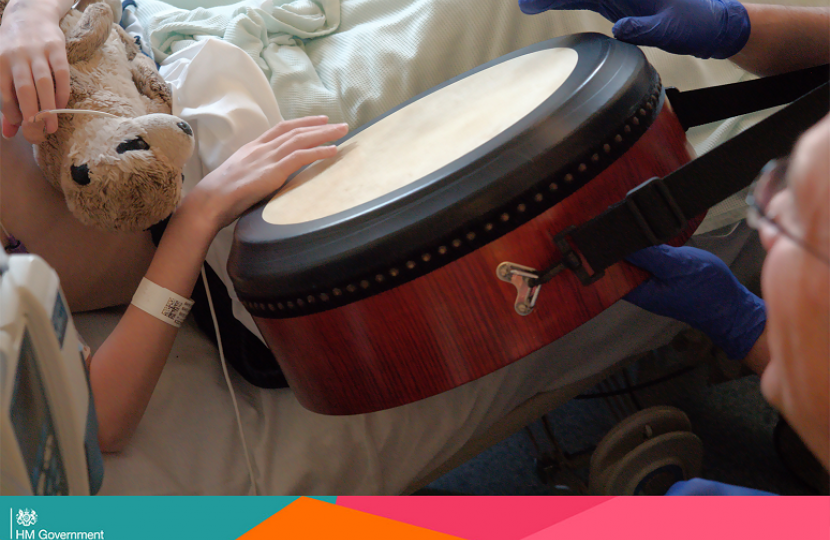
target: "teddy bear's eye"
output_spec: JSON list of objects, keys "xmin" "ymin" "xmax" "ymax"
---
[
  {"xmin": 116, "ymin": 137, "xmax": 151, "ymax": 154},
  {"xmin": 70, "ymin": 164, "xmax": 91, "ymax": 186}
]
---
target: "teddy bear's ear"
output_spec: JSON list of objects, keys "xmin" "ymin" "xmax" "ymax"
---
[
  {"xmin": 66, "ymin": 2, "xmax": 114, "ymax": 64},
  {"xmin": 75, "ymin": 0, "xmax": 122, "ymax": 22}
]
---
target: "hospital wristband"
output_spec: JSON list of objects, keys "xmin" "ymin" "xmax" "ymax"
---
[{"xmin": 131, "ymin": 277, "xmax": 194, "ymax": 328}]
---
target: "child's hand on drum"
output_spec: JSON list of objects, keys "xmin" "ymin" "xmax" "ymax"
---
[
  {"xmin": 518, "ymin": 0, "xmax": 751, "ymax": 60},
  {"xmin": 0, "ymin": 0, "xmax": 71, "ymax": 140},
  {"xmin": 184, "ymin": 116, "xmax": 349, "ymax": 234}
]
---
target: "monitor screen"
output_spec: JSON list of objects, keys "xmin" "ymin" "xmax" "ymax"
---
[{"xmin": 10, "ymin": 329, "xmax": 67, "ymax": 495}]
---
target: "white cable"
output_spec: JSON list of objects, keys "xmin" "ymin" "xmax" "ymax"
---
[
  {"xmin": 200, "ymin": 265, "xmax": 259, "ymax": 495},
  {"xmin": 33, "ymin": 109, "xmax": 120, "ymax": 121}
]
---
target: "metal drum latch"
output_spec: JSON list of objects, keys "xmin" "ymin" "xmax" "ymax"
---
[{"xmin": 496, "ymin": 262, "xmax": 542, "ymax": 316}]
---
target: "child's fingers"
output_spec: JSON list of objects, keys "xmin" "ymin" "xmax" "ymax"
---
[
  {"xmin": 32, "ymin": 58, "xmax": 58, "ymax": 133},
  {"xmin": 1, "ymin": 115, "xmax": 20, "ymax": 139},
  {"xmin": 208, "ymin": 143, "xmax": 339, "ymax": 229},
  {"xmin": 0, "ymin": 62, "xmax": 23, "ymax": 129},
  {"xmin": 258, "ymin": 115, "xmax": 334, "ymax": 143},
  {"xmin": 267, "ymin": 144, "xmax": 339, "ymax": 187},
  {"xmin": 269, "ymin": 123, "xmax": 349, "ymax": 159},
  {"xmin": 11, "ymin": 62, "xmax": 39, "ymax": 127},
  {"xmin": 48, "ymin": 46, "xmax": 70, "ymax": 110},
  {"xmin": 20, "ymin": 119, "xmax": 47, "ymax": 144}
]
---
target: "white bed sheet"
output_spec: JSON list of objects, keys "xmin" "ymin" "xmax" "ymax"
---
[{"xmin": 78, "ymin": 0, "xmax": 801, "ymax": 495}]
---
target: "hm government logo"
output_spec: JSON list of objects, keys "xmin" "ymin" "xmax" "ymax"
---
[
  {"xmin": 16, "ymin": 510, "xmax": 37, "ymax": 527},
  {"xmin": 10, "ymin": 508, "xmax": 104, "ymax": 540}
]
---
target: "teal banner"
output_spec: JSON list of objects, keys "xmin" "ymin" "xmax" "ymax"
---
[{"xmin": 0, "ymin": 497, "xmax": 337, "ymax": 540}]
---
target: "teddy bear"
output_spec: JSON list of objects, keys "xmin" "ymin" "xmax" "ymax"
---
[{"xmin": 0, "ymin": 0, "xmax": 195, "ymax": 233}]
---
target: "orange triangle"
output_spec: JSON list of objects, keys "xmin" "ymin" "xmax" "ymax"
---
[{"xmin": 238, "ymin": 497, "xmax": 465, "ymax": 539}]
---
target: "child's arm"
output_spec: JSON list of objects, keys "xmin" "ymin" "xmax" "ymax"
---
[
  {"xmin": 0, "ymin": 0, "xmax": 75, "ymax": 139},
  {"xmin": 88, "ymin": 116, "xmax": 348, "ymax": 452}
]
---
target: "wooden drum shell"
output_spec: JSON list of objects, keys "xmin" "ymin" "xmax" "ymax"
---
[{"xmin": 253, "ymin": 103, "xmax": 698, "ymax": 415}]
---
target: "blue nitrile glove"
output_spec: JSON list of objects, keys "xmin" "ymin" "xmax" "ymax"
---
[
  {"xmin": 518, "ymin": 0, "xmax": 751, "ymax": 59},
  {"xmin": 667, "ymin": 478, "xmax": 776, "ymax": 495},
  {"xmin": 623, "ymin": 245, "xmax": 766, "ymax": 360}
]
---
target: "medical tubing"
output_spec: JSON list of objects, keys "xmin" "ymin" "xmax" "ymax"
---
[
  {"xmin": 200, "ymin": 265, "xmax": 259, "ymax": 495},
  {"xmin": 33, "ymin": 108, "xmax": 119, "ymax": 121}
]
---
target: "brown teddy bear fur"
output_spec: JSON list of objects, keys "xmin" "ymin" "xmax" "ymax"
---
[{"xmin": 0, "ymin": 0, "xmax": 194, "ymax": 232}]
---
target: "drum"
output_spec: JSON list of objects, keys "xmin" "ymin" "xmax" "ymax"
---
[{"xmin": 228, "ymin": 33, "xmax": 701, "ymax": 415}]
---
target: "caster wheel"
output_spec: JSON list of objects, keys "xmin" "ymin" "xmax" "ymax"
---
[{"xmin": 589, "ymin": 406, "xmax": 703, "ymax": 495}]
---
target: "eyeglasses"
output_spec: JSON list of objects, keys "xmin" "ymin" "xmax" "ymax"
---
[{"xmin": 746, "ymin": 158, "xmax": 830, "ymax": 265}]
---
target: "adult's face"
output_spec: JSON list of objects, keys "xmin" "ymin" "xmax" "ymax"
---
[{"xmin": 759, "ymin": 114, "xmax": 830, "ymax": 470}]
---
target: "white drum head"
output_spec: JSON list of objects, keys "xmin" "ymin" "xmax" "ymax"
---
[{"xmin": 263, "ymin": 48, "xmax": 579, "ymax": 225}]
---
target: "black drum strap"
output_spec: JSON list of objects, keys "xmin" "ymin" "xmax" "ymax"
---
[
  {"xmin": 667, "ymin": 64, "xmax": 829, "ymax": 130},
  {"xmin": 532, "ymin": 75, "xmax": 829, "ymax": 288}
]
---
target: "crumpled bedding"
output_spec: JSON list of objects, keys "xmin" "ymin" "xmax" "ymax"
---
[
  {"xmin": 141, "ymin": 0, "xmax": 340, "ymax": 60},
  {"xmin": 133, "ymin": 0, "xmax": 763, "ymax": 128}
]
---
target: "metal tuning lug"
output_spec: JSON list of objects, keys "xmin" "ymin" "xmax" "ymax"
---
[{"xmin": 496, "ymin": 262, "xmax": 542, "ymax": 316}]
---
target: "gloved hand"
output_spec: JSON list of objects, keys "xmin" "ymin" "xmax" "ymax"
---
[
  {"xmin": 518, "ymin": 0, "xmax": 751, "ymax": 59},
  {"xmin": 623, "ymin": 245, "xmax": 766, "ymax": 360},
  {"xmin": 667, "ymin": 478, "xmax": 776, "ymax": 495}
]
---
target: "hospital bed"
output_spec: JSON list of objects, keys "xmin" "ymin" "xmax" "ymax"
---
[{"xmin": 70, "ymin": 0, "xmax": 806, "ymax": 495}]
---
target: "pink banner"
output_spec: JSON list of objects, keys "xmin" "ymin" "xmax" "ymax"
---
[
  {"xmin": 338, "ymin": 496, "xmax": 830, "ymax": 540},
  {"xmin": 522, "ymin": 496, "xmax": 830, "ymax": 540},
  {"xmin": 337, "ymin": 496, "xmax": 612, "ymax": 539}
]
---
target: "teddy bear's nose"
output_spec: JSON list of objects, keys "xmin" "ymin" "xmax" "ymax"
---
[{"xmin": 177, "ymin": 121, "xmax": 193, "ymax": 137}]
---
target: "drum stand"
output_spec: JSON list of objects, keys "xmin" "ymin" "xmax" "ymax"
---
[
  {"xmin": 527, "ymin": 332, "xmax": 715, "ymax": 495},
  {"xmin": 529, "ymin": 405, "xmax": 704, "ymax": 496},
  {"xmin": 526, "ymin": 415, "xmax": 592, "ymax": 495}
]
